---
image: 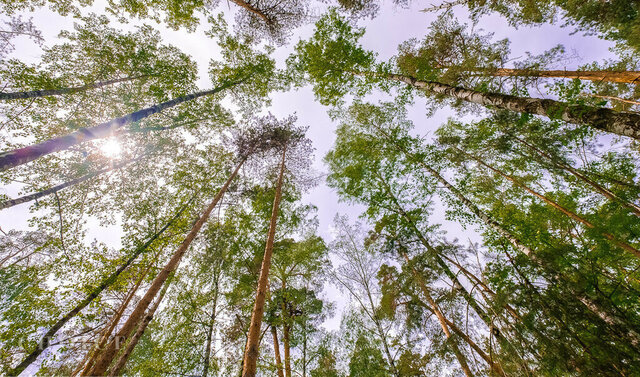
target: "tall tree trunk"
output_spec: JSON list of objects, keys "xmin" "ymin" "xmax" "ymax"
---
[
  {"xmin": 272, "ymin": 326, "xmax": 285, "ymax": 377},
  {"xmin": 6, "ymin": 197, "xmax": 193, "ymax": 377},
  {"xmin": 302, "ymin": 321, "xmax": 307, "ymax": 377},
  {"xmin": 510, "ymin": 134, "xmax": 640, "ymax": 216},
  {"xmin": 373, "ymin": 170, "xmax": 497, "ymax": 331},
  {"xmin": 459, "ymin": 147, "xmax": 640, "ymax": 258},
  {"xmin": 87, "ymin": 160, "xmax": 245, "ymax": 376},
  {"xmin": 282, "ymin": 322, "xmax": 292, "ymax": 377},
  {"xmin": 0, "ymin": 79, "xmax": 242, "ymax": 171},
  {"xmin": 73, "ymin": 250, "xmax": 158, "ymax": 377},
  {"xmin": 242, "ymin": 146, "xmax": 287, "ymax": 377},
  {"xmin": 415, "ymin": 295, "xmax": 506, "ymax": 376},
  {"xmin": 374, "ymin": 72, "xmax": 640, "ymax": 140},
  {"xmin": 281, "ymin": 280, "xmax": 293, "ymax": 377},
  {"xmin": 108, "ymin": 280, "xmax": 171, "ymax": 376},
  {"xmin": 203, "ymin": 277, "xmax": 221, "ymax": 377},
  {"xmin": 401, "ymin": 252, "xmax": 474, "ymax": 377},
  {"xmin": 0, "ymin": 156, "xmax": 144, "ymax": 210},
  {"xmin": 473, "ymin": 68, "xmax": 640, "ymax": 84},
  {"xmin": 0, "ymin": 75, "xmax": 148, "ymax": 100}
]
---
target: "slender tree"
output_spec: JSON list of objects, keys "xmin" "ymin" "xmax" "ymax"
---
[
  {"xmin": 0, "ymin": 80, "xmax": 240, "ymax": 171},
  {"xmin": 242, "ymin": 146, "xmax": 288, "ymax": 377},
  {"xmin": 241, "ymin": 116, "xmax": 313, "ymax": 377},
  {"xmin": 0, "ymin": 75, "xmax": 148, "ymax": 100},
  {"xmin": 5, "ymin": 197, "xmax": 195, "ymax": 377},
  {"xmin": 86, "ymin": 158, "xmax": 246, "ymax": 375},
  {"xmin": 290, "ymin": 11, "xmax": 640, "ymax": 140},
  {"xmin": 0, "ymin": 155, "xmax": 145, "ymax": 210},
  {"xmin": 329, "ymin": 217, "xmax": 401, "ymax": 377}
]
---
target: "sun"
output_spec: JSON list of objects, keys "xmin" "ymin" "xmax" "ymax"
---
[{"xmin": 101, "ymin": 138, "xmax": 122, "ymax": 158}]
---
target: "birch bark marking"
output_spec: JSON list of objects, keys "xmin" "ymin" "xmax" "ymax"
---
[
  {"xmin": 0, "ymin": 75, "xmax": 148, "ymax": 100},
  {"xmin": 379, "ymin": 72, "xmax": 640, "ymax": 140}
]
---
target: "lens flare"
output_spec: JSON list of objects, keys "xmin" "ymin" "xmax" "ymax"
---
[{"xmin": 101, "ymin": 139, "xmax": 122, "ymax": 158}]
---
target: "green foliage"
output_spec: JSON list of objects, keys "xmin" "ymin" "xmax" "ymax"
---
[
  {"xmin": 288, "ymin": 9, "xmax": 376, "ymax": 106},
  {"xmin": 454, "ymin": 0, "xmax": 640, "ymax": 52},
  {"xmin": 348, "ymin": 334, "xmax": 392, "ymax": 377},
  {"xmin": 2, "ymin": 2, "xmax": 640, "ymax": 376}
]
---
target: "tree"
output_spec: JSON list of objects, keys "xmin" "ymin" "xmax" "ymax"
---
[
  {"xmin": 0, "ymin": 23, "xmax": 276, "ymax": 171},
  {"xmin": 86, "ymin": 117, "xmax": 285, "ymax": 375},
  {"xmin": 1, "ymin": 14, "xmax": 196, "ymax": 102},
  {"xmin": 421, "ymin": 0, "xmax": 640, "ymax": 53},
  {"xmin": 242, "ymin": 116, "xmax": 313, "ymax": 377},
  {"xmin": 397, "ymin": 13, "xmax": 640, "ymax": 87},
  {"xmin": 1, "ymin": 0, "xmax": 310, "ymax": 43},
  {"xmin": 289, "ymin": 10, "xmax": 640, "ymax": 140},
  {"xmin": 329, "ymin": 216, "xmax": 401, "ymax": 377},
  {"xmin": 4, "ymin": 197, "xmax": 195, "ymax": 376}
]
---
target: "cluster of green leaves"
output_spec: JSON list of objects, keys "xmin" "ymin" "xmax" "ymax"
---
[
  {"xmin": 2, "ymin": 0, "xmax": 640, "ymax": 375},
  {"xmin": 324, "ymin": 98, "xmax": 640, "ymax": 375}
]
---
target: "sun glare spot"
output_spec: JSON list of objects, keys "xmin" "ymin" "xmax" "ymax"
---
[{"xmin": 101, "ymin": 139, "xmax": 122, "ymax": 158}]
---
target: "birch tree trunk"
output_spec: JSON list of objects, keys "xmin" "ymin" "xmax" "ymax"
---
[
  {"xmin": 242, "ymin": 146, "xmax": 287, "ymax": 377},
  {"xmin": 0, "ymin": 156, "xmax": 144, "ymax": 210},
  {"xmin": 0, "ymin": 79, "xmax": 242, "ymax": 171},
  {"xmin": 87, "ymin": 160, "xmax": 245, "ymax": 376},
  {"xmin": 377, "ymin": 72, "xmax": 640, "ymax": 140},
  {"xmin": 0, "ymin": 75, "xmax": 147, "ymax": 100}
]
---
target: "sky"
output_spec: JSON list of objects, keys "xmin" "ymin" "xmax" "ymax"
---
[{"xmin": 0, "ymin": 0, "xmax": 619, "ymax": 335}]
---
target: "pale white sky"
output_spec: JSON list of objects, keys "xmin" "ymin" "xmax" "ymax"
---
[{"xmin": 0, "ymin": 0, "xmax": 617, "ymax": 335}]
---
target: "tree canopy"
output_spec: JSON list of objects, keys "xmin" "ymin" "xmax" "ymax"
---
[{"xmin": 1, "ymin": 1, "xmax": 639, "ymax": 376}]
